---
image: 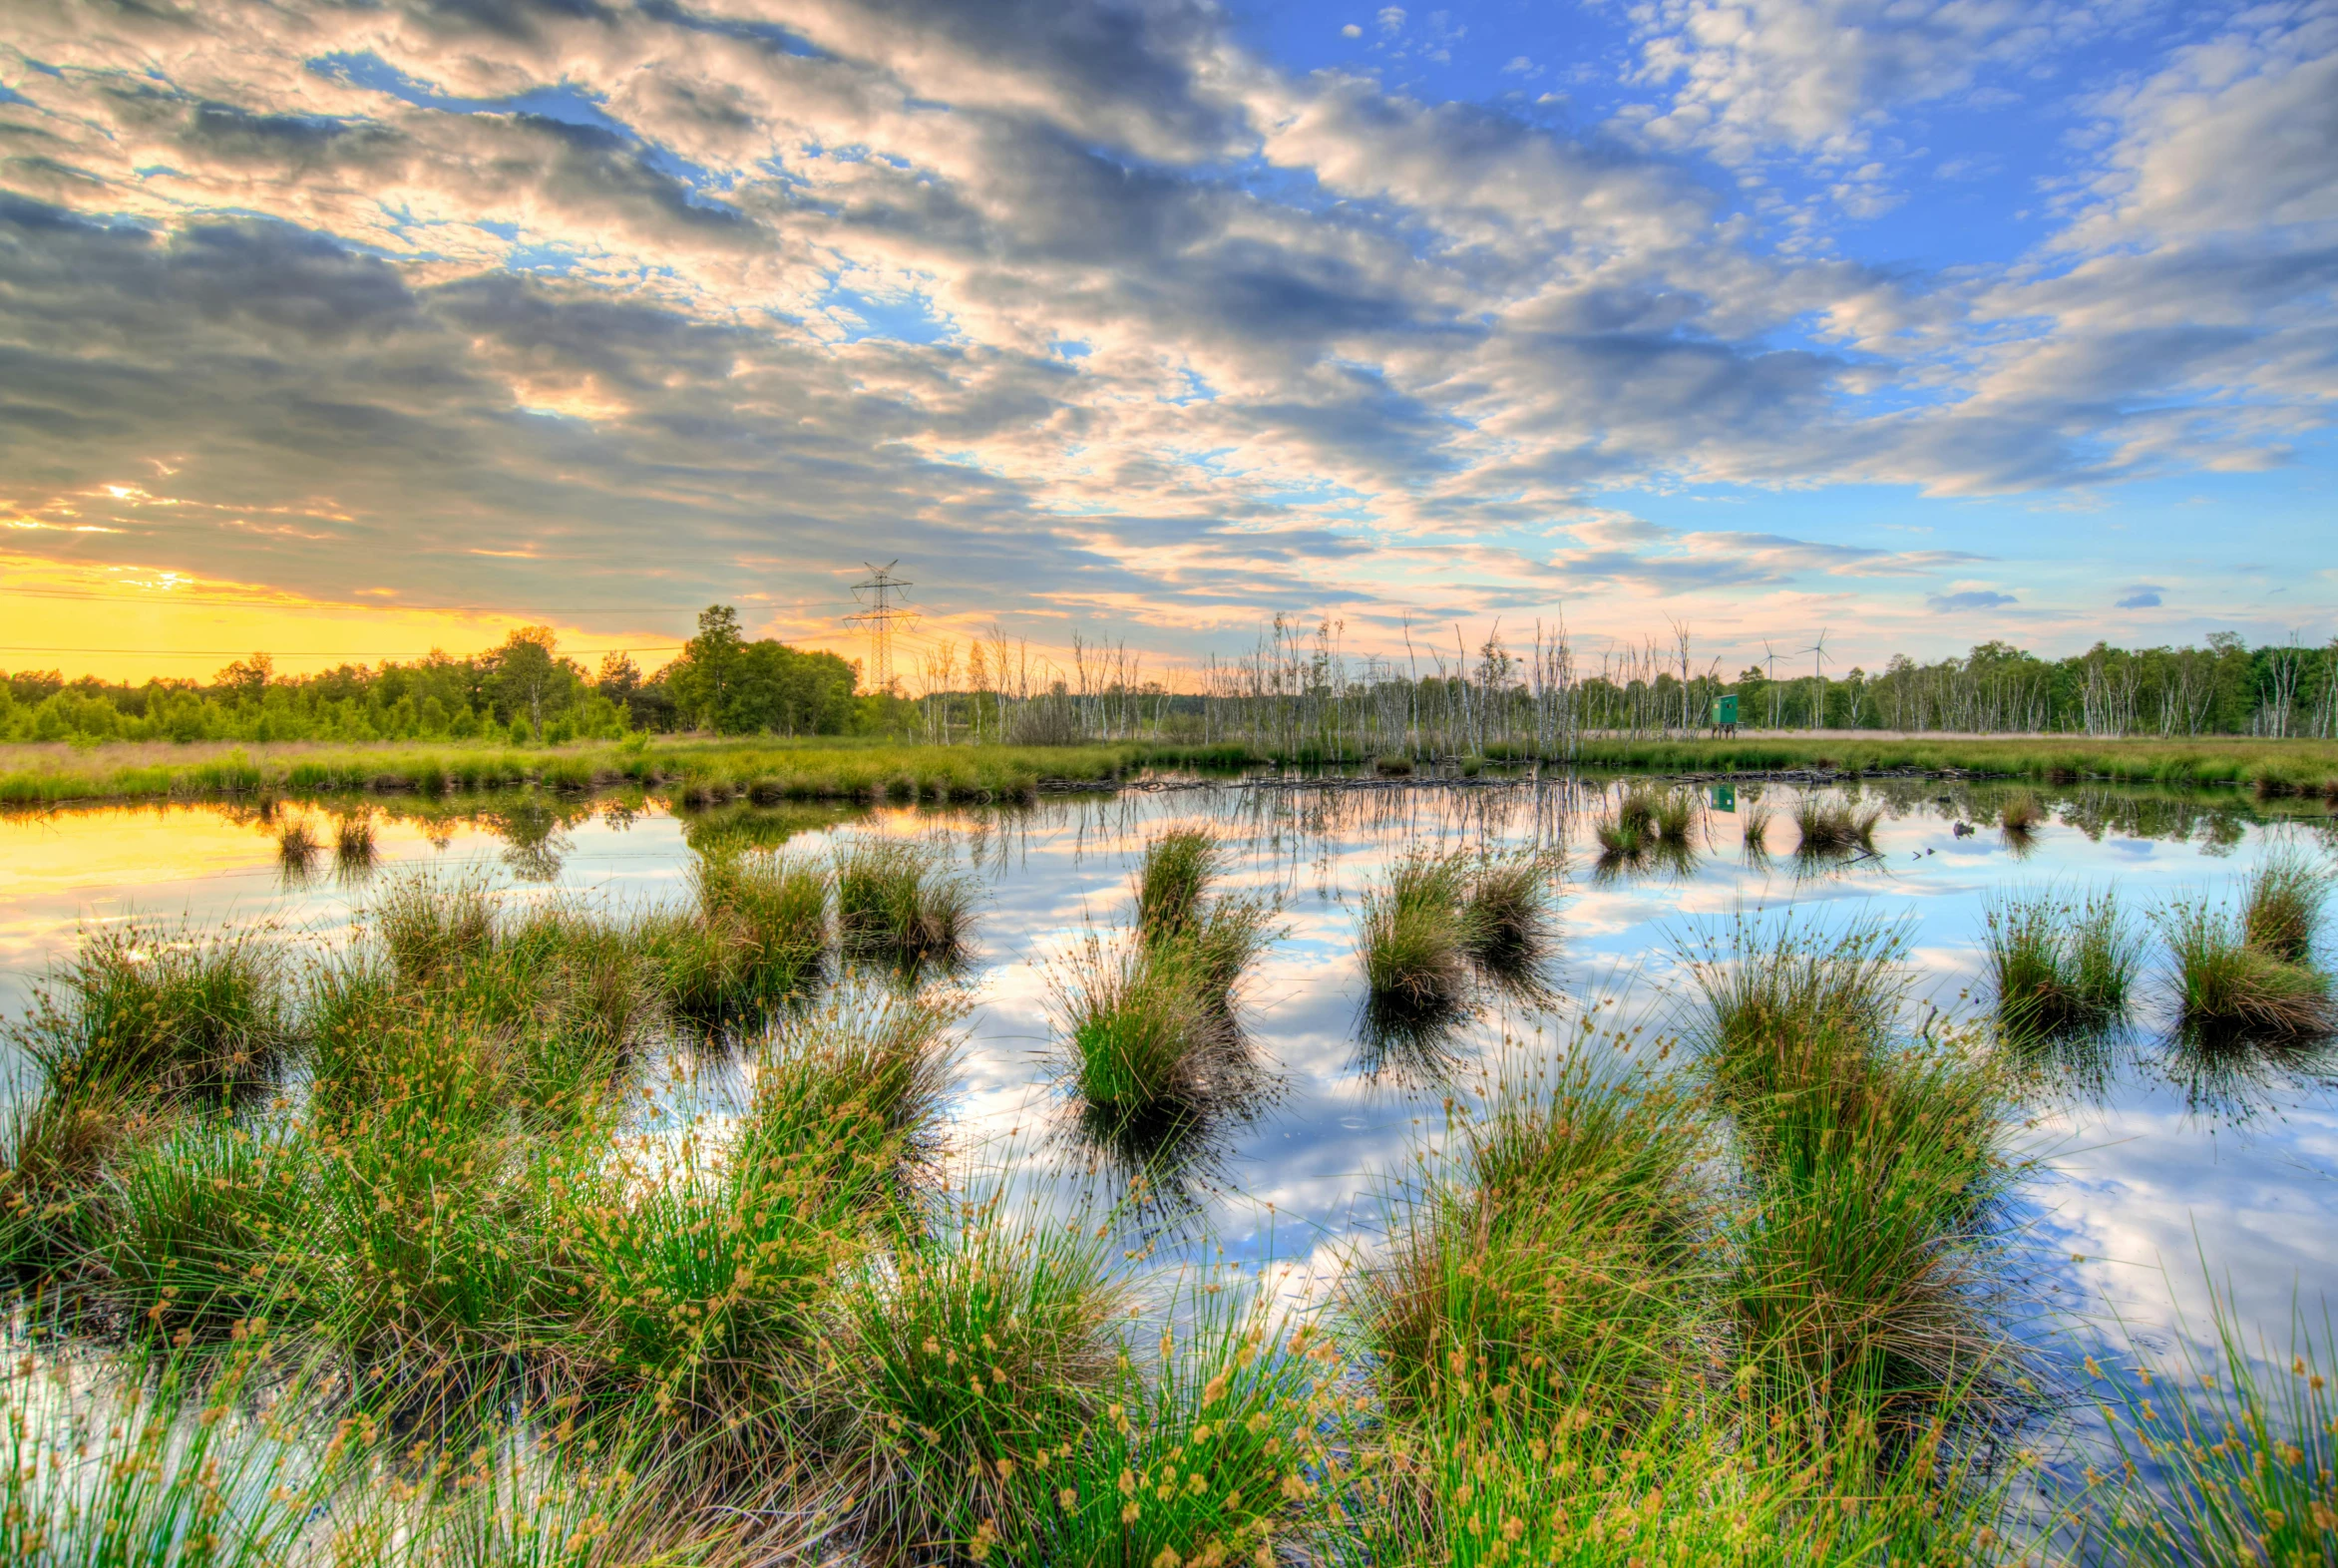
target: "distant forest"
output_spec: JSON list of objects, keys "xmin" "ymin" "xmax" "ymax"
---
[{"xmin": 2, "ymin": 606, "xmax": 2333, "ymax": 746}]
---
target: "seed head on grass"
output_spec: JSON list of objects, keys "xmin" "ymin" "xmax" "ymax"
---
[
  {"xmin": 93, "ymin": 1119, "xmax": 316, "ymax": 1341},
  {"xmin": 0, "ymin": 1063, "xmax": 160, "ymax": 1275},
  {"xmin": 835, "ymin": 835, "xmax": 975, "ymax": 968},
  {"xmin": 373, "ymin": 871, "xmax": 498, "ymax": 986},
  {"xmin": 828, "ymin": 1203, "xmax": 1121, "ymax": 1561},
  {"xmin": 2241, "ymin": 847, "xmax": 2330, "ymax": 964},
  {"xmin": 2159, "ymin": 897, "xmax": 2334, "ymax": 1042},
  {"xmin": 991, "ymin": 1278, "xmax": 1332, "ymax": 1567},
  {"xmin": 12, "ymin": 923, "xmax": 296, "ymax": 1098}
]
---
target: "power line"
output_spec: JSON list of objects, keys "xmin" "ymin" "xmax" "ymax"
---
[{"xmin": 0, "ymin": 586, "xmax": 866, "ymax": 613}]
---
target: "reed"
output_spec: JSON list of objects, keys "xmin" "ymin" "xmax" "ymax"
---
[
  {"xmin": 1792, "ymin": 794, "xmax": 1883, "ymax": 855},
  {"xmin": 834, "ymin": 836, "xmax": 974, "ymax": 966},
  {"xmin": 1742, "ymin": 796, "xmax": 1775, "ymax": 858},
  {"xmin": 2160, "ymin": 898, "xmax": 2335, "ymax": 1041},
  {"xmin": 2241, "ymin": 847, "xmax": 2329, "ymax": 964},
  {"xmin": 1983, "ymin": 888, "xmax": 2141, "ymax": 1034}
]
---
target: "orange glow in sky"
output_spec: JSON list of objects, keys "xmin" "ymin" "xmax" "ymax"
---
[{"xmin": 0, "ymin": 551, "xmax": 686, "ymax": 683}]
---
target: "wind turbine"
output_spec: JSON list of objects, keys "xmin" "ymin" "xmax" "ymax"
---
[
  {"xmin": 1799, "ymin": 630, "xmax": 1830, "ymax": 732},
  {"xmin": 1762, "ymin": 638, "xmax": 1780, "ymax": 730}
]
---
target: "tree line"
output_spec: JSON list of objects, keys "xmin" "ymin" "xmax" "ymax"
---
[{"xmin": 0, "ymin": 607, "xmax": 869, "ymax": 746}]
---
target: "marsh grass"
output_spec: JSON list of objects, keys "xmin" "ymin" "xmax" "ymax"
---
[
  {"xmin": 1596, "ymin": 783, "xmax": 1695, "ymax": 861},
  {"xmin": 0, "ymin": 1065, "xmax": 162, "ymax": 1272},
  {"xmin": 1683, "ymin": 917, "xmax": 2021, "ymax": 1450},
  {"xmin": 1792, "ymin": 793, "xmax": 1883, "ymax": 856},
  {"xmin": 696, "ymin": 847, "xmax": 833, "ymax": 1000},
  {"xmin": 1359, "ymin": 850, "xmax": 1561, "ymax": 1028},
  {"xmin": 1742, "ymin": 796, "xmax": 1775, "ymax": 860},
  {"xmin": 333, "ymin": 810, "xmax": 377, "ymax": 871},
  {"xmin": 1052, "ymin": 933, "xmax": 1253, "ymax": 1125},
  {"xmin": 1351, "ymin": 1050, "xmax": 1711, "ymax": 1426},
  {"xmin": 2241, "ymin": 847, "xmax": 2330, "ymax": 964},
  {"xmin": 1999, "ymin": 790, "xmax": 2047, "ymax": 834},
  {"xmin": 1133, "ymin": 828, "xmax": 1224, "ymax": 941},
  {"xmin": 828, "ymin": 1201, "xmax": 1122, "ymax": 1560},
  {"xmin": 0, "ymin": 1340, "xmax": 330, "ymax": 1567},
  {"xmin": 1984, "ymin": 888, "xmax": 2142, "ymax": 1035},
  {"xmin": 276, "ymin": 818, "xmax": 319, "ymax": 877},
  {"xmin": 2086, "ymin": 1288, "xmax": 2338, "ymax": 1568},
  {"xmin": 978, "ymin": 1278, "xmax": 1335, "ymax": 1567},
  {"xmin": 835, "ymin": 835, "xmax": 975, "ymax": 967},
  {"xmin": 92, "ymin": 1119, "xmax": 315, "ymax": 1339},
  {"xmin": 1358, "ymin": 854, "xmax": 1472, "ymax": 1020},
  {"xmin": 10, "ymin": 924, "xmax": 295, "ymax": 1098},
  {"xmin": 2160, "ymin": 898, "xmax": 2335, "ymax": 1042}
]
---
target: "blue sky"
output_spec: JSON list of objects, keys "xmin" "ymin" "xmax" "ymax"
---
[{"xmin": 0, "ymin": 0, "xmax": 2330, "ymax": 674}]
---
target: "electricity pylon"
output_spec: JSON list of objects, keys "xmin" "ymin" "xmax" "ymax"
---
[{"xmin": 847, "ymin": 561, "xmax": 917, "ymax": 695}]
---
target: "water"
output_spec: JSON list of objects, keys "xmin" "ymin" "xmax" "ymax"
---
[{"xmin": 4, "ymin": 774, "xmax": 2335, "ymax": 1381}]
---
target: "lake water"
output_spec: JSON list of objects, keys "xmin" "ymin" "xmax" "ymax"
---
[{"xmin": 4, "ymin": 772, "xmax": 2335, "ymax": 1396}]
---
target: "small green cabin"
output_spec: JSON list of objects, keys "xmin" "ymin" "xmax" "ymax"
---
[{"xmin": 1711, "ymin": 693, "xmax": 1740, "ymax": 728}]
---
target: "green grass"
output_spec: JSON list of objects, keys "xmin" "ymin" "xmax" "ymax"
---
[
  {"xmin": 1565, "ymin": 733, "xmax": 2338, "ymax": 793},
  {"xmin": 1682, "ymin": 917, "xmax": 2020, "ymax": 1451},
  {"xmin": 2083, "ymin": 1287, "xmax": 2338, "ymax": 1568},
  {"xmin": 1134, "ymin": 828, "xmax": 1224, "ymax": 940},
  {"xmin": 1792, "ymin": 793, "xmax": 1883, "ymax": 855},
  {"xmin": 8, "ymin": 923, "xmax": 296, "ymax": 1099},
  {"xmin": 0, "ymin": 737, "xmax": 1158, "ymax": 808},
  {"xmin": 1999, "ymin": 789, "xmax": 2047, "ymax": 833},
  {"xmin": 2160, "ymin": 897, "xmax": 2336, "ymax": 1042},
  {"xmin": 1358, "ymin": 853, "xmax": 1474, "ymax": 1020},
  {"xmin": 825, "ymin": 1200, "xmax": 1123, "ymax": 1561},
  {"xmin": 1984, "ymin": 888, "xmax": 2142, "ymax": 1034},
  {"xmin": 2241, "ymin": 847, "xmax": 2330, "ymax": 964},
  {"xmin": 1052, "ymin": 932, "xmax": 1246, "ymax": 1120},
  {"xmin": 834, "ymin": 835, "xmax": 974, "ymax": 968}
]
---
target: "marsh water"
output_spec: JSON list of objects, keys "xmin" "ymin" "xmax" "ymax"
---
[{"xmin": 5, "ymin": 771, "xmax": 2336, "ymax": 1397}]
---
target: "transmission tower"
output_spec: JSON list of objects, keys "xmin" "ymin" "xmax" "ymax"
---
[{"xmin": 846, "ymin": 561, "xmax": 917, "ymax": 694}]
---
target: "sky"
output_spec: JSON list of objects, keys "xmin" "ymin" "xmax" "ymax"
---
[{"xmin": 0, "ymin": 0, "xmax": 2331, "ymax": 682}]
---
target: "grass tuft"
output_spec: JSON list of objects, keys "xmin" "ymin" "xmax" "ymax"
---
[
  {"xmin": 2241, "ymin": 847, "xmax": 2329, "ymax": 964},
  {"xmin": 1132, "ymin": 827, "xmax": 1224, "ymax": 941},
  {"xmin": 2160, "ymin": 897, "xmax": 2335, "ymax": 1041},
  {"xmin": 10, "ymin": 924, "xmax": 295, "ymax": 1097},
  {"xmin": 835, "ymin": 835, "xmax": 975, "ymax": 967},
  {"xmin": 1792, "ymin": 793, "xmax": 1883, "ymax": 855},
  {"xmin": 1984, "ymin": 888, "xmax": 2141, "ymax": 1035}
]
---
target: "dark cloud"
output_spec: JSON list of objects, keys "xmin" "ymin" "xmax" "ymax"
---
[
  {"xmin": 2116, "ymin": 586, "xmax": 2164, "ymax": 609},
  {"xmin": 1927, "ymin": 590, "xmax": 2018, "ymax": 613}
]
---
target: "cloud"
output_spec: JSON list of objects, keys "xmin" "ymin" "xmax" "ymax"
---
[
  {"xmin": 0, "ymin": 0, "xmax": 2325, "ymax": 663},
  {"xmin": 1927, "ymin": 589, "xmax": 2019, "ymax": 612},
  {"xmin": 2116, "ymin": 586, "xmax": 2164, "ymax": 609}
]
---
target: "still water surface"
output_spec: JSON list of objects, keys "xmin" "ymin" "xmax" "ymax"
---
[{"xmin": 4, "ymin": 774, "xmax": 2334, "ymax": 1384}]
